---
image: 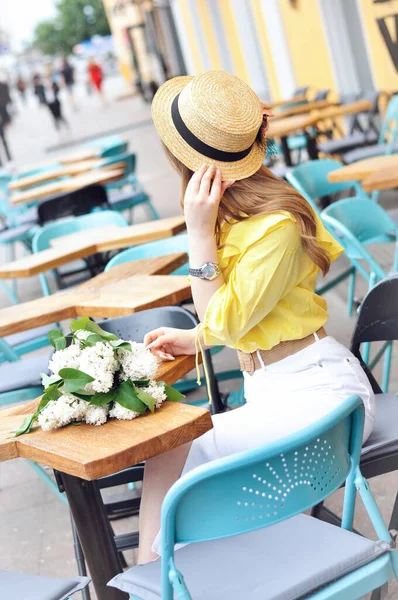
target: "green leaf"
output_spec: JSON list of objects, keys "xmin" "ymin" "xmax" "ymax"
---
[
  {"xmin": 89, "ymin": 389, "xmax": 117, "ymax": 406},
  {"xmin": 59, "ymin": 368, "xmax": 94, "ymax": 394},
  {"xmin": 134, "ymin": 385, "xmax": 155, "ymax": 413},
  {"xmin": 71, "ymin": 392, "xmax": 92, "ymax": 401},
  {"xmin": 40, "ymin": 384, "xmax": 62, "ymax": 407},
  {"xmin": 14, "ymin": 414, "xmax": 36, "ymax": 437},
  {"xmin": 48, "ymin": 329, "xmax": 66, "ymax": 350},
  {"xmin": 85, "ymin": 334, "xmax": 105, "ymax": 346},
  {"xmin": 159, "ymin": 382, "xmax": 185, "ymax": 403},
  {"xmin": 132, "ymin": 379, "xmax": 150, "ymax": 387},
  {"xmin": 109, "ymin": 340, "xmax": 132, "ymax": 351},
  {"xmin": 70, "ymin": 318, "xmax": 118, "ymax": 341},
  {"xmin": 114, "ymin": 381, "xmax": 147, "ymax": 414},
  {"xmin": 40, "ymin": 373, "xmax": 62, "ymax": 388}
]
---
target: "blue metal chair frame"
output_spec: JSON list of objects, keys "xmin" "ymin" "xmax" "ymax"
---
[
  {"xmin": 32, "ymin": 210, "xmax": 128, "ymax": 296},
  {"xmin": 322, "ymin": 197, "xmax": 398, "ymax": 391},
  {"xmin": 127, "ymin": 396, "xmax": 398, "ymax": 599},
  {"xmin": 286, "ymin": 158, "xmax": 368, "ymax": 316},
  {"xmin": 100, "ymin": 152, "xmax": 160, "ymax": 222}
]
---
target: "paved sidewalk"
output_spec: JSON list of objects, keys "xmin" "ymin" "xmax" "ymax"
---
[{"xmin": 0, "ymin": 77, "xmax": 397, "ymax": 599}]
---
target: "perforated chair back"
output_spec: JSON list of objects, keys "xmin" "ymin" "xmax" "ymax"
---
[
  {"xmin": 37, "ymin": 184, "xmax": 110, "ymax": 225},
  {"xmin": 33, "ymin": 209, "xmax": 128, "ymax": 252},
  {"xmin": 161, "ymin": 395, "xmax": 363, "ymax": 547},
  {"xmin": 105, "ymin": 233, "xmax": 188, "ymax": 275},
  {"xmin": 286, "ymin": 159, "xmax": 367, "ymax": 214}
]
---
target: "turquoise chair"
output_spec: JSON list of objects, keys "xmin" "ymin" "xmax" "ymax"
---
[
  {"xmin": 11, "ymin": 162, "xmax": 61, "ymax": 180},
  {"xmin": 100, "ymin": 152, "xmax": 160, "ymax": 222},
  {"xmin": 105, "ymin": 236, "xmax": 244, "ymax": 404},
  {"xmin": 322, "ymin": 197, "xmax": 398, "ymax": 391},
  {"xmin": 286, "ymin": 158, "xmax": 370, "ymax": 316},
  {"xmin": 32, "ymin": 210, "xmax": 128, "ymax": 296},
  {"xmin": 109, "ymin": 395, "xmax": 398, "ymax": 600},
  {"xmin": 85, "ymin": 135, "xmax": 128, "ymax": 158}
]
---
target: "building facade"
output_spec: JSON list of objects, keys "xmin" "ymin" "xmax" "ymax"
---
[{"xmin": 104, "ymin": 0, "xmax": 398, "ymax": 101}]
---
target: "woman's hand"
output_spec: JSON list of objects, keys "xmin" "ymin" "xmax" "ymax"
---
[
  {"xmin": 144, "ymin": 327, "xmax": 197, "ymax": 361},
  {"xmin": 184, "ymin": 165, "xmax": 234, "ymax": 238}
]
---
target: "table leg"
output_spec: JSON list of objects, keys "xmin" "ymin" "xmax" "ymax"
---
[
  {"xmin": 60, "ymin": 472, "xmax": 129, "ymax": 600},
  {"xmin": 280, "ymin": 136, "xmax": 293, "ymax": 167}
]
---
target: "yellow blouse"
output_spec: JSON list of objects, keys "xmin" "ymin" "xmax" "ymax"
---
[{"xmin": 201, "ymin": 211, "xmax": 343, "ymax": 353}]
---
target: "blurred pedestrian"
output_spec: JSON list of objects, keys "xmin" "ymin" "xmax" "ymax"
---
[
  {"xmin": 0, "ymin": 111, "xmax": 12, "ymax": 166},
  {"xmin": 0, "ymin": 77, "xmax": 12, "ymax": 128},
  {"xmin": 43, "ymin": 77, "xmax": 70, "ymax": 132},
  {"xmin": 87, "ymin": 58, "xmax": 105, "ymax": 102},
  {"xmin": 16, "ymin": 76, "xmax": 27, "ymax": 105},
  {"xmin": 32, "ymin": 74, "xmax": 46, "ymax": 106},
  {"xmin": 61, "ymin": 57, "xmax": 77, "ymax": 110}
]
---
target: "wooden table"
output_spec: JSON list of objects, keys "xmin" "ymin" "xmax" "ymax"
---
[
  {"xmin": 273, "ymin": 99, "xmax": 334, "ymax": 120},
  {"xmin": 269, "ymin": 93, "xmax": 306, "ymax": 109},
  {"xmin": 0, "ymin": 215, "xmax": 186, "ymax": 279},
  {"xmin": 8, "ymin": 159, "xmax": 118, "ymax": 191},
  {"xmin": 58, "ymin": 148, "xmax": 101, "ymax": 164},
  {"xmin": 0, "ymin": 359, "xmax": 211, "ymax": 600},
  {"xmin": 327, "ymin": 155, "xmax": 398, "ymax": 193},
  {"xmin": 10, "ymin": 167, "xmax": 125, "ymax": 206}
]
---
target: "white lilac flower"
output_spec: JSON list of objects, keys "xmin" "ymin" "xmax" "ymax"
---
[
  {"xmin": 48, "ymin": 344, "xmax": 82, "ymax": 377},
  {"xmin": 85, "ymin": 404, "xmax": 109, "ymax": 426},
  {"xmin": 117, "ymin": 342, "xmax": 158, "ymax": 382},
  {"xmin": 73, "ymin": 329, "xmax": 92, "ymax": 345},
  {"xmin": 37, "ymin": 394, "xmax": 87, "ymax": 431},
  {"xmin": 142, "ymin": 382, "xmax": 167, "ymax": 408},
  {"xmin": 109, "ymin": 402, "xmax": 140, "ymax": 420},
  {"xmin": 79, "ymin": 342, "xmax": 118, "ymax": 394}
]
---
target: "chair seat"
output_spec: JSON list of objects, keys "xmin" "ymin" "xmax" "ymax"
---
[
  {"xmin": 362, "ymin": 393, "xmax": 398, "ymax": 461},
  {"xmin": 108, "ymin": 513, "xmax": 389, "ymax": 600},
  {"xmin": 319, "ymin": 132, "xmax": 378, "ymax": 156},
  {"xmin": 0, "ymin": 570, "xmax": 90, "ymax": 600},
  {"xmin": 342, "ymin": 143, "xmax": 398, "ymax": 164},
  {"xmin": 0, "ymin": 223, "xmax": 34, "ymax": 244},
  {"xmin": 5, "ymin": 324, "xmax": 53, "ymax": 348},
  {"xmin": 0, "ymin": 353, "xmax": 50, "ymax": 393}
]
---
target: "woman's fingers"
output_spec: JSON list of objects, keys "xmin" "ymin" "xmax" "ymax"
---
[
  {"xmin": 221, "ymin": 180, "xmax": 235, "ymax": 196},
  {"xmin": 199, "ymin": 165, "xmax": 216, "ymax": 198},
  {"xmin": 143, "ymin": 328, "xmax": 166, "ymax": 347},
  {"xmin": 188, "ymin": 164, "xmax": 207, "ymax": 195},
  {"xmin": 209, "ymin": 168, "xmax": 222, "ymax": 202}
]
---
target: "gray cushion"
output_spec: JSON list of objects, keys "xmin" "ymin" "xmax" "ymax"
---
[
  {"xmin": 0, "ymin": 354, "xmax": 50, "ymax": 393},
  {"xmin": 342, "ymin": 144, "xmax": 398, "ymax": 164},
  {"xmin": 0, "ymin": 571, "xmax": 90, "ymax": 600},
  {"xmin": 13, "ymin": 207, "xmax": 38, "ymax": 226},
  {"xmin": 318, "ymin": 132, "xmax": 378, "ymax": 155},
  {"xmin": 5, "ymin": 324, "xmax": 53, "ymax": 348},
  {"xmin": 362, "ymin": 393, "xmax": 398, "ymax": 461},
  {"xmin": 0, "ymin": 224, "xmax": 33, "ymax": 243},
  {"xmin": 108, "ymin": 514, "xmax": 389, "ymax": 600}
]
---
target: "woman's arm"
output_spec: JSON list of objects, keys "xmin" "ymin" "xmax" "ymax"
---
[{"xmin": 184, "ymin": 165, "xmax": 234, "ymax": 321}]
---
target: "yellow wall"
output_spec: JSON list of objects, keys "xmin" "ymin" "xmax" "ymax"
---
[
  {"xmin": 358, "ymin": 0, "xmax": 398, "ymax": 92},
  {"xmin": 278, "ymin": 0, "xmax": 336, "ymax": 92}
]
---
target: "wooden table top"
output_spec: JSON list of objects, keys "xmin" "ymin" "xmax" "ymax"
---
[
  {"xmin": 0, "ymin": 361, "xmax": 211, "ymax": 480},
  {"xmin": 315, "ymin": 99, "xmax": 372, "ymax": 120},
  {"xmin": 0, "ymin": 253, "xmax": 190, "ymax": 337},
  {"xmin": 10, "ymin": 167, "xmax": 125, "ymax": 206},
  {"xmin": 273, "ymin": 99, "xmax": 334, "ymax": 119},
  {"xmin": 0, "ymin": 215, "xmax": 186, "ymax": 278},
  {"xmin": 362, "ymin": 165, "xmax": 398, "ymax": 192},
  {"xmin": 58, "ymin": 148, "xmax": 101, "ymax": 164},
  {"xmin": 268, "ymin": 113, "xmax": 320, "ymax": 138},
  {"xmin": 328, "ymin": 155, "xmax": 398, "ymax": 184},
  {"xmin": 8, "ymin": 159, "xmax": 118, "ymax": 191}
]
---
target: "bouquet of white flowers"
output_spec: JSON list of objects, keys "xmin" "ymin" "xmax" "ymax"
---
[{"xmin": 15, "ymin": 317, "xmax": 184, "ymax": 436}]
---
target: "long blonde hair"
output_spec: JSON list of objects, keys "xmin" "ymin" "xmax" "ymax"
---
[{"xmin": 164, "ymin": 145, "xmax": 330, "ymax": 276}]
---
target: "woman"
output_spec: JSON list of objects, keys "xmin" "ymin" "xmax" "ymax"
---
[
  {"xmin": 43, "ymin": 76, "xmax": 69, "ymax": 132},
  {"xmin": 87, "ymin": 58, "xmax": 104, "ymax": 101},
  {"xmin": 138, "ymin": 71, "xmax": 375, "ymax": 563}
]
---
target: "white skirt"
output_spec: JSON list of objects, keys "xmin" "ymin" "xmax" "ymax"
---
[{"xmin": 152, "ymin": 336, "xmax": 375, "ymax": 555}]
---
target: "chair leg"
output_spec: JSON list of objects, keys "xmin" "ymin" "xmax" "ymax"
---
[
  {"xmin": 347, "ymin": 268, "xmax": 356, "ymax": 317},
  {"xmin": 381, "ymin": 341, "xmax": 393, "ymax": 393},
  {"xmin": 70, "ymin": 516, "xmax": 91, "ymax": 600},
  {"xmin": 145, "ymin": 200, "xmax": 160, "ymax": 221}
]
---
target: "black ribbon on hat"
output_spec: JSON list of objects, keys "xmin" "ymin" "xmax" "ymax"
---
[{"xmin": 171, "ymin": 93, "xmax": 255, "ymax": 162}]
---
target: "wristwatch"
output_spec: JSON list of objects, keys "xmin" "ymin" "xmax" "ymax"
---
[{"xmin": 188, "ymin": 262, "xmax": 220, "ymax": 281}]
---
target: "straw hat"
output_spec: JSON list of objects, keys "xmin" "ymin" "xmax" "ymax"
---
[{"xmin": 151, "ymin": 70, "xmax": 266, "ymax": 181}]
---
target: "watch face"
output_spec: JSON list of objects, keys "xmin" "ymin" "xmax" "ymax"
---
[{"xmin": 202, "ymin": 263, "xmax": 216, "ymax": 279}]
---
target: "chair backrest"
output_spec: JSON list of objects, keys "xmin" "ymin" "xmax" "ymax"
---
[
  {"xmin": 379, "ymin": 94, "xmax": 398, "ymax": 145},
  {"xmin": 161, "ymin": 396, "xmax": 363, "ymax": 549},
  {"xmin": 285, "ymin": 159, "xmax": 366, "ymax": 214},
  {"xmin": 105, "ymin": 233, "xmax": 188, "ymax": 275},
  {"xmin": 314, "ymin": 89, "xmax": 330, "ymax": 101},
  {"xmin": 85, "ymin": 135, "xmax": 126, "ymax": 155},
  {"xmin": 98, "ymin": 305, "xmax": 198, "ymax": 339},
  {"xmin": 100, "ymin": 141, "xmax": 128, "ymax": 158},
  {"xmin": 37, "ymin": 184, "xmax": 110, "ymax": 225},
  {"xmin": 32, "ymin": 209, "xmax": 128, "ymax": 252},
  {"xmin": 99, "ymin": 152, "xmax": 136, "ymax": 177}
]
